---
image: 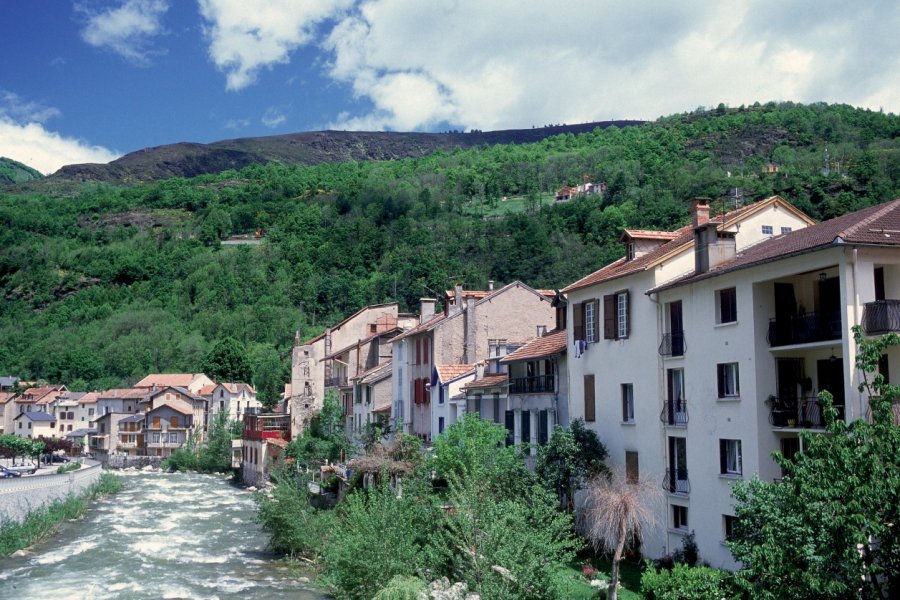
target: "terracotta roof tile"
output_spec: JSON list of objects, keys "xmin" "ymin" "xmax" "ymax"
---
[
  {"xmin": 302, "ymin": 302, "xmax": 398, "ymax": 345},
  {"xmin": 500, "ymin": 330, "xmax": 567, "ymax": 363},
  {"xmin": 654, "ymin": 199, "xmax": 900, "ymax": 292},
  {"xmin": 0, "ymin": 392, "xmax": 15, "ymax": 405},
  {"xmin": 198, "ymin": 384, "xmax": 217, "ymax": 396},
  {"xmin": 78, "ymin": 392, "xmax": 100, "ymax": 404},
  {"xmin": 462, "ymin": 373, "xmax": 509, "ymax": 390},
  {"xmin": 563, "ymin": 196, "xmax": 811, "ymax": 293},
  {"xmin": 99, "ymin": 388, "xmax": 150, "ymax": 400},
  {"xmin": 434, "ymin": 364, "xmax": 476, "ymax": 382},
  {"xmin": 391, "ymin": 313, "xmax": 447, "ymax": 343}
]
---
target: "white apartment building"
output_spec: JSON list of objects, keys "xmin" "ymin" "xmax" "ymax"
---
[
  {"xmin": 561, "ymin": 195, "xmax": 816, "ymax": 568},
  {"xmin": 207, "ymin": 383, "xmax": 260, "ymax": 423}
]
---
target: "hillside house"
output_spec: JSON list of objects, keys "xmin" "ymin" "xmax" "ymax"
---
[
  {"xmin": 142, "ymin": 386, "xmax": 206, "ymax": 442},
  {"xmin": 204, "ymin": 382, "xmax": 259, "ymax": 424},
  {"xmin": 144, "ymin": 399, "xmax": 194, "ymax": 457},
  {"xmin": 349, "ymin": 362, "xmax": 393, "ymax": 437},
  {"xmin": 13, "ymin": 411, "xmax": 58, "ymax": 440},
  {"xmin": 117, "ymin": 413, "xmax": 145, "ymax": 456},
  {"xmin": 430, "ymin": 363, "xmax": 476, "ymax": 437},
  {"xmin": 90, "ymin": 412, "xmax": 128, "ymax": 463}
]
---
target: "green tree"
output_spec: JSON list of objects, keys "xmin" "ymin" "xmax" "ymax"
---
[
  {"xmin": 197, "ymin": 409, "xmax": 233, "ymax": 473},
  {"xmin": 729, "ymin": 327, "xmax": 900, "ymax": 599},
  {"xmin": 251, "ymin": 344, "xmax": 285, "ymax": 410},
  {"xmin": 201, "ymin": 336, "xmax": 252, "ymax": 383},
  {"xmin": 536, "ymin": 418, "xmax": 608, "ymax": 510},
  {"xmin": 285, "ymin": 390, "xmax": 350, "ymax": 464},
  {"xmin": 199, "ymin": 207, "xmax": 232, "ymax": 245}
]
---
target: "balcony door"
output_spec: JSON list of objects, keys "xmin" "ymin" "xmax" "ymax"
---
[
  {"xmin": 816, "ymin": 358, "xmax": 845, "ymax": 412},
  {"xmin": 774, "ymin": 282, "xmax": 797, "ymax": 344},
  {"xmin": 667, "ymin": 436, "xmax": 688, "ymax": 493},
  {"xmin": 669, "ymin": 301, "xmax": 684, "ymax": 356}
]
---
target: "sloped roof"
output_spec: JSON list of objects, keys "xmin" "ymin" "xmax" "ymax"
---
[
  {"xmin": 15, "ymin": 411, "xmax": 56, "ymax": 422},
  {"xmin": 654, "ymin": 199, "xmax": 900, "ymax": 293},
  {"xmin": 390, "ymin": 313, "xmax": 447, "ymax": 343},
  {"xmin": 434, "ymin": 364, "xmax": 476, "ymax": 383},
  {"xmin": 303, "ymin": 302, "xmax": 398, "ymax": 345},
  {"xmin": 99, "ymin": 388, "xmax": 149, "ymax": 400},
  {"xmin": 621, "ymin": 229, "xmax": 679, "ymax": 241},
  {"xmin": 66, "ymin": 428, "xmax": 96, "ymax": 438},
  {"xmin": 219, "ymin": 382, "xmax": 255, "ymax": 394},
  {"xmin": 0, "ymin": 392, "xmax": 14, "ymax": 405},
  {"xmin": 147, "ymin": 386, "xmax": 202, "ymax": 402},
  {"xmin": 354, "ymin": 361, "xmax": 393, "ymax": 385},
  {"xmin": 134, "ymin": 373, "xmax": 207, "ymax": 388},
  {"xmin": 78, "ymin": 392, "xmax": 100, "ymax": 404},
  {"xmin": 120, "ymin": 413, "xmax": 146, "ymax": 424},
  {"xmin": 21, "ymin": 386, "xmax": 64, "ymax": 402},
  {"xmin": 501, "ymin": 329, "xmax": 567, "ymax": 363},
  {"xmin": 462, "ymin": 374, "xmax": 509, "ymax": 390},
  {"xmin": 563, "ymin": 196, "xmax": 813, "ymax": 293},
  {"xmin": 148, "ymin": 398, "xmax": 193, "ymax": 415},
  {"xmin": 0, "ymin": 376, "xmax": 20, "ymax": 387},
  {"xmin": 198, "ymin": 384, "xmax": 217, "ymax": 396}
]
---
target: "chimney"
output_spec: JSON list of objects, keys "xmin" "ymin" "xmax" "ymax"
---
[
  {"xmin": 691, "ymin": 197, "xmax": 710, "ymax": 228},
  {"xmin": 536, "ymin": 325, "xmax": 547, "ymax": 338},
  {"xmin": 694, "ymin": 224, "xmax": 736, "ymax": 274},
  {"xmin": 294, "ymin": 330, "xmax": 301, "ymax": 347},
  {"xmin": 419, "ymin": 298, "xmax": 436, "ymax": 324},
  {"xmin": 488, "ymin": 280, "xmax": 494, "ymax": 291},
  {"xmin": 450, "ymin": 284, "xmax": 463, "ymax": 315},
  {"xmin": 475, "ymin": 360, "xmax": 486, "ymax": 380}
]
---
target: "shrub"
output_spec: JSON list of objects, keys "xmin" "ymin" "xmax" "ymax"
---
[
  {"xmin": 372, "ymin": 575, "xmax": 427, "ymax": 600},
  {"xmin": 256, "ymin": 475, "xmax": 333, "ymax": 559},
  {"xmin": 642, "ymin": 563, "xmax": 736, "ymax": 600}
]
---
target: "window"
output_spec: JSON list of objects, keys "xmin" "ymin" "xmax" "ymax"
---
[
  {"xmin": 723, "ymin": 515, "xmax": 738, "ymax": 541},
  {"xmin": 780, "ymin": 437, "xmax": 801, "ymax": 478},
  {"xmin": 781, "ymin": 226, "xmax": 792, "ymax": 234},
  {"xmin": 625, "ymin": 451, "xmax": 639, "ymax": 483},
  {"xmin": 879, "ymin": 354, "xmax": 890, "ymax": 384},
  {"xmin": 762, "ymin": 225, "xmax": 773, "ymax": 235},
  {"xmin": 170, "ymin": 416, "xmax": 178, "ymax": 428},
  {"xmin": 584, "ymin": 301, "xmax": 597, "ymax": 343},
  {"xmin": 415, "ymin": 339, "xmax": 421, "ymax": 365},
  {"xmin": 666, "ymin": 368, "xmax": 687, "ymax": 425},
  {"xmin": 169, "ymin": 432, "xmax": 178, "ymax": 443},
  {"xmin": 673, "ymin": 505, "xmax": 688, "ymax": 530},
  {"xmin": 574, "ymin": 300, "xmax": 600, "ymax": 342},
  {"xmin": 88, "ymin": 408, "xmax": 94, "ymax": 417},
  {"xmin": 584, "ymin": 374, "xmax": 596, "ymax": 421},
  {"xmin": 423, "ymin": 339, "xmax": 429, "ymax": 365},
  {"xmin": 621, "ymin": 383, "xmax": 634, "ymax": 423},
  {"xmin": 604, "ymin": 291, "xmax": 630, "ymax": 340},
  {"xmin": 153, "ymin": 433, "xmax": 160, "ymax": 443},
  {"xmin": 717, "ymin": 363, "xmax": 740, "ymax": 397},
  {"xmin": 538, "ymin": 409, "xmax": 549, "ymax": 445},
  {"xmin": 153, "ymin": 416, "xmax": 160, "ymax": 429},
  {"xmin": 720, "ymin": 439, "xmax": 743, "ymax": 475},
  {"xmin": 717, "ymin": 287, "xmax": 737, "ymax": 323},
  {"xmin": 521, "ymin": 410, "xmax": 531, "ymax": 444},
  {"xmin": 438, "ymin": 416, "xmax": 445, "ymax": 434}
]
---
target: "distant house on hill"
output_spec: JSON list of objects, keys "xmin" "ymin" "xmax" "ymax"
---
[{"xmin": 555, "ymin": 180, "xmax": 606, "ymax": 202}]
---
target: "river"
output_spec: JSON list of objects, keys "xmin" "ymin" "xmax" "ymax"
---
[{"xmin": 0, "ymin": 472, "xmax": 325, "ymax": 599}]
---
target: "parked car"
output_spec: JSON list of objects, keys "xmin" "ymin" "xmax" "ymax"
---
[
  {"xmin": 5, "ymin": 465, "xmax": 37, "ymax": 475},
  {"xmin": 41, "ymin": 454, "xmax": 70, "ymax": 464},
  {"xmin": 0, "ymin": 466, "xmax": 23, "ymax": 478}
]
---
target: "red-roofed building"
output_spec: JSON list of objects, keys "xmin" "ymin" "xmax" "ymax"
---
[
  {"xmin": 560, "ymin": 195, "xmax": 900, "ymax": 570},
  {"xmin": 134, "ymin": 373, "xmax": 214, "ymax": 395}
]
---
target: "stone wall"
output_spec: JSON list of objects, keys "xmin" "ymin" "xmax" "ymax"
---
[{"xmin": 0, "ymin": 459, "xmax": 102, "ymax": 524}]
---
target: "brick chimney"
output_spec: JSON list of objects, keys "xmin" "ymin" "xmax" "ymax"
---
[{"xmin": 691, "ymin": 198, "xmax": 710, "ymax": 228}]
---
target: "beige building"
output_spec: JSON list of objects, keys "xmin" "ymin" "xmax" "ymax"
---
[
  {"xmin": 134, "ymin": 373, "xmax": 214, "ymax": 396},
  {"xmin": 289, "ymin": 303, "xmax": 416, "ymax": 438},
  {"xmin": 349, "ymin": 362, "xmax": 393, "ymax": 437},
  {"xmin": 391, "ymin": 281, "xmax": 556, "ymax": 439},
  {"xmin": 13, "ymin": 411, "xmax": 59, "ymax": 440}
]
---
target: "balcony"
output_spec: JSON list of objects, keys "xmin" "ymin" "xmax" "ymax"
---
[
  {"xmin": 658, "ymin": 331, "xmax": 686, "ymax": 357},
  {"xmin": 662, "ymin": 469, "xmax": 690, "ymax": 495},
  {"xmin": 508, "ymin": 375, "xmax": 555, "ymax": 394},
  {"xmin": 325, "ymin": 376, "xmax": 348, "ymax": 388},
  {"xmin": 767, "ymin": 311, "xmax": 841, "ymax": 347},
  {"xmin": 862, "ymin": 300, "xmax": 900, "ymax": 335},
  {"xmin": 243, "ymin": 413, "xmax": 291, "ymax": 441},
  {"xmin": 660, "ymin": 400, "xmax": 688, "ymax": 426},
  {"xmin": 768, "ymin": 396, "xmax": 844, "ymax": 429}
]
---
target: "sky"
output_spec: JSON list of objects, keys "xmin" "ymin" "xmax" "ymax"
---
[{"xmin": 1, "ymin": 0, "xmax": 898, "ymax": 175}]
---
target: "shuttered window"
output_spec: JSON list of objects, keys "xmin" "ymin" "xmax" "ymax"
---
[
  {"xmin": 584, "ymin": 374, "xmax": 596, "ymax": 422},
  {"xmin": 573, "ymin": 302, "xmax": 585, "ymax": 341},
  {"xmin": 415, "ymin": 339, "xmax": 421, "ymax": 365},
  {"xmin": 170, "ymin": 416, "xmax": 178, "ymax": 428},
  {"xmin": 603, "ymin": 295, "xmax": 616, "ymax": 339},
  {"xmin": 604, "ymin": 292, "xmax": 630, "ymax": 339},
  {"xmin": 521, "ymin": 410, "xmax": 531, "ymax": 444},
  {"xmin": 423, "ymin": 339, "xmax": 429, "ymax": 365},
  {"xmin": 538, "ymin": 409, "xmax": 549, "ymax": 444}
]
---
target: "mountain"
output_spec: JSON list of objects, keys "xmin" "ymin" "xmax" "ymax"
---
[
  {"xmin": 0, "ymin": 157, "xmax": 43, "ymax": 185},
  {"xmin": 50, "ymin": 121, "xmax": 645, "ymax": 184}
]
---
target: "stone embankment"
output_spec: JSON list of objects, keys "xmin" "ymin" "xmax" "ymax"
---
[{"xmin": 0, "ymin": 459, "xmax": 101, "ymax": 523}]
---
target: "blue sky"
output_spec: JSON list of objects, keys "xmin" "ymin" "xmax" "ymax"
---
[{"xmin": 1, "ymin": 1, "xmax": 898, "ymax": 174}]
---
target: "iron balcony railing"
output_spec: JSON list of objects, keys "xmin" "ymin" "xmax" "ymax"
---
[
  {"xmin": 325, "ymin": 375, "xmax": 348, "ymax": 388},
  {"xmin": 658, "ymin": 331, "xmax": 686, "ymax": 357},
  {"xmin": 768, "ymin": 396, "xmax": 844, "ymax": 429},
  {"xmin": 662, "ymin": 469, "xmax": 690, "ymax": 495},
  {"xmin": 660, "ymin": 400, "xmax": 688, "ymax": 426},
  {"xmin": 862, "ymin": 300, "xmax": 900, "ymax": 335},
  {"xmin": 767, "ymin": 311, "xmax": 842, "ymax": 347},
  {"xmin": 508, "ymin": 375, "xmax": 555, "ymax": 394}
]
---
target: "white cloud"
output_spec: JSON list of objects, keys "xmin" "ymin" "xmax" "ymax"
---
[
  {"xmin": 224, "ymin": 117, "xmax": 251, "ymax": 130},
  {"xmin": 261, "ymin": 107, "xmax": 287, "ymax": 128},
  {"xmin": 198, "ymin": 0, "xmax": 353, "ymax": 91},
  {"xmin": 318, "ymin": 0, "xmax": 900, "ymax": 131},
  {"xmin": 0, "ymin": 91, "xmax": 119, "ymax": 174},
  {"xmin": 0, "ymin": 119, "xmax": 119, "ymax": 175},
  {"xmin": 79, "ymin": 0, "xmax": 169, "ymax": 65}
]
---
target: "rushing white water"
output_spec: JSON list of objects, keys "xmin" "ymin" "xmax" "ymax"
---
[{"xmin": 0, "ymin": 472, "xmax": 324, "ymax": 600}]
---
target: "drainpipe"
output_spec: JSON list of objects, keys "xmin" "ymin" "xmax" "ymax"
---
[
  {"xmin": 648, "ymin": 288, "xmax": 671, "ymax": 558},
  {"xmin": 850, "ymin": 247, "xmax": 861, "ymax": 420}
]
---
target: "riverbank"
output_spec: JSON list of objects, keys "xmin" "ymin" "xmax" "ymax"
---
[
  {"xmin": 0, "ymin": 471, "xmax": 325, "ymax": 599},
  {"xmin": 0, "ymin": 472, "xmax": 122, "ymax": 558}
]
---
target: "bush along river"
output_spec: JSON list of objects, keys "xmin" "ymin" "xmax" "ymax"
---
[{"xmin": 0, "ymin": 471, "xmax": 324, "ymax": 599}]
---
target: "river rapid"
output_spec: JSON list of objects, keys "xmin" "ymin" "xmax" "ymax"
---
[{"xmin": 0, "ymin": 472, "xmax": 325, "ymax": 599}]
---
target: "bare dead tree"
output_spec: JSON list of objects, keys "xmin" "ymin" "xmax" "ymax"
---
[{"xmin": 583, "ymin": 468, "xmax": 662, "ymax": 600}]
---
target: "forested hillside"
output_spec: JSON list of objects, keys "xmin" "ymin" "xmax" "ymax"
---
[
  {"xmin": 0, "ymin": 102, "xmax": 897, "ymax": 391},
  {"xmin": 0, "ymin": 157, "xmax": 43, "ymax": 185}
]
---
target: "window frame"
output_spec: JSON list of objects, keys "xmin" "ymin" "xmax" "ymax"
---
[
  {"xmin": 585, "ymin": 301, "xmax": 597, "ymax": 343},
  {"xmin": 780, "ymin": 226, "xmax": 792, "ymax": 234},
  {"xmin": 621, "ymin": 383, "xmax": 634, "ymax": 423},
  {"xmin": 717, "ymin": 362, "xmax": 740, "ymax": 398},
  {"xmin": 717, "ymin": 287, "xmax": 737, "ymax": 324},
  {"xmin": 672, "ymin": 504, "xmax": 688, "ymax": 531},
  {"xmin": 762, "ymin": 225, "xmax": 773, "ymax": 235},
  {"xmin": 720, "ymin": 439, "xmax": 743, "ymax": 475},
  {"xmin": 604, "ymin": 291, "xmax": 630, "ymax": 340}
]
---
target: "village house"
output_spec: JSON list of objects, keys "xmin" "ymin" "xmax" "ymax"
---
[
  {"xmin": 96, "ymin": 388, "xmax": 148, "ymax": 416},
  {"xmin": 117, "ymin": 413, "xmax": 146, "ymax": 456},
  {"xmin": 430, "ymin": 363, "xmax": 476, "ymax": 437},
  {"xmin": 89, "ymin": 412, "xmax": 128, "ymax": 463},
  {"xmin": 560, "ymin": 195, "xmax": 821, "ymax": 568},
  {"xmin": 555, "ymin": 179, "xmax": 606, "ymax": 202},
  {"xmin": 144, "ymin": 398, "xmax": 194, "ymax": 457},
  {"xmin": 13, "ymin": 410, "xmax": 58, "ymax": 440},
  {"xmin": 75, "ymin": 391, "xmax": 100, "ymax": 426},
  {"xmin": 348, "ymin": 361, "xmax": 393, "ymax": 438},
  {"xmin": 391, "ymin": 282, "xmax": 556, "ymax": 440},
  {"xmin": 134, "ymin": 373, "xmax": 215, "ymax": 396},
  {"xmin": 289, "ymin": 303, "xmax": 416, "ymax": 438},
  {"xmin": 241, "ymin": 410, "xmax": 291, "ymax": 486},
  {"xmin": 12, "ymin": 385, "xmax": 67, "ymax": 418},
  {"xmin": 52, "ymin": 391, "xmax": 85, "ymax": 435},
  {"xmin": 141, "ymin": 386, "xmax": 206, "ymax": 442},
  {"xmin": 203, "ymin": 382, "xmax": 260, "ymax": 425}
]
